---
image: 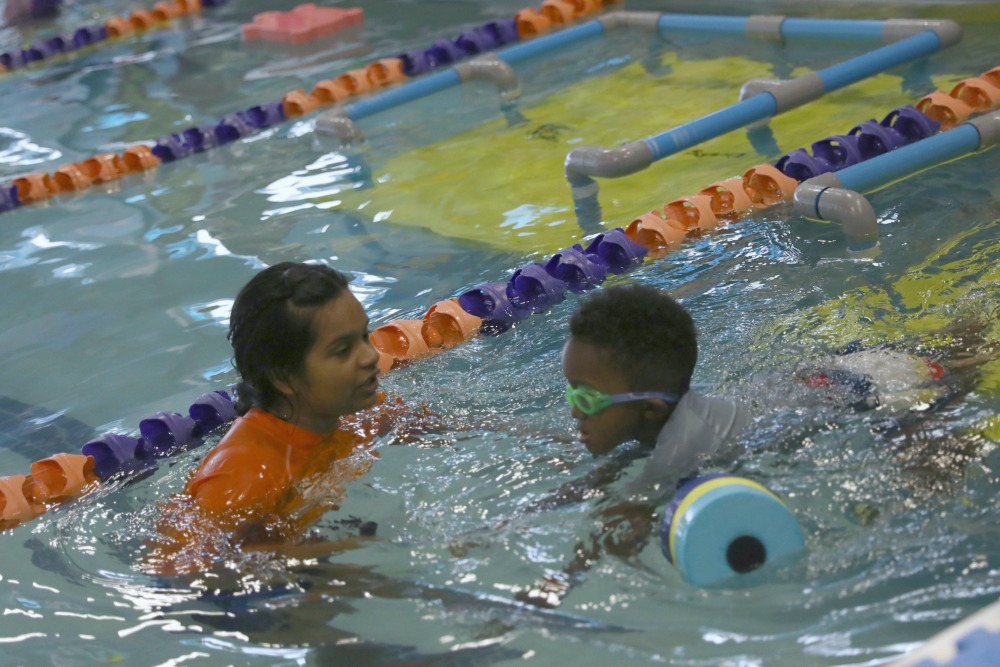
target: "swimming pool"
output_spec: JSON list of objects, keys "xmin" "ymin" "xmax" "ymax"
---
[{"xmin": 2, "ymin": 0, "xmax": 1000, "ymax": 664}]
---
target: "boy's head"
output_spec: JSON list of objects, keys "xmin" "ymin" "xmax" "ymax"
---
[{"xmin": 561, "ymin": 284, "xmax": 698, "ymax": 454}]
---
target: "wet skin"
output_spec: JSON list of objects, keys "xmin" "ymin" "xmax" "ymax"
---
[
  {"xmin": 560, "ymin": 337, "xmax": 666, "ymax": 455},
  {"xmin": 278, "ymin": 291, "xmax": 382, "ymax": 434}
]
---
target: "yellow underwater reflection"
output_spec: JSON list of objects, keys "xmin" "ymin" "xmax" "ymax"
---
[{"xmin": 328, "ymin": 52, "xmax": 959, "ymax": 253}]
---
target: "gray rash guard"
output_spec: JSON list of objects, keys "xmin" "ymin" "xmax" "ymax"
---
[{"xmin": 629, "ymin": 390, "xmax": 753, "ymax": 499}]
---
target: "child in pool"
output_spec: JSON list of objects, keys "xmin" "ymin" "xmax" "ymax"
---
[
  {"xmin": 145, "ymin": 262, "xmax": 434, "ymax": 576},
  {"xmin": 561, "ymin": 283, "xmax": 752, "ymax": 496},
  {"xmin": 518, "ymin": 284, "xmax": 752, "ymax": 606}
]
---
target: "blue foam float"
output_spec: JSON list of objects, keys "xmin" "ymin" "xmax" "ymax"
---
[{"xmin": 661, "ymin": 474, "xmax": 805, "ymax": 587}]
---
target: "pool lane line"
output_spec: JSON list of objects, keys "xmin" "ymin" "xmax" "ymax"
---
[
  {"xmin": 0, "ymin": 0, "xmax": 229, "ymax": 74},
  {"xmin": 0, "ymin": 0, "xmax": 621, "ymax": 214}
]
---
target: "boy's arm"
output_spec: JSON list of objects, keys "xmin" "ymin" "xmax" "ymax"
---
[{"xmin": 516, "ymin": 501, "xmax": 657, "ymax": 608}]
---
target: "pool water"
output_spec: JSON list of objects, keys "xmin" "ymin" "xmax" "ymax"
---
[{"xmin": 2, "ymin": 1, "xmax": 1000, "ymax": 665}]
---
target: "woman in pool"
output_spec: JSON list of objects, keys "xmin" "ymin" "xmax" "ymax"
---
[{"xmin": 145, "ymin": 262, "xmax": 433, "ymax": 575}]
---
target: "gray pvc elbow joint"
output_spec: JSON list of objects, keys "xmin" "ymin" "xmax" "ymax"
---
[
  {"xmin": 453, "ymin": 56, "xmax": 520, "ymax": 96},
  {"xmin": 315, "ymin": 110, "xmax": 364, "ymax": 145},
  {"xmin": 794, "ymin": 176, "xmax": 879, "ymax": 252},
  {"xmin": 969, "ymin": 109, "xmax": 1000, "ymax": 149},
  {"xmin": 564, "ymin": 141, "xmax": 654, "ymax": 188},
  {"xmin": 744, "ymin": 15, "xmax": 785, "ymax": 41},
  {"xmin": 882, "ymin": 19, "xmax": 962, "ymax": 48},
  {"xmin": 740, "ymin": 72, "xmax": 825, "ymax": 114},
  {"xmin": 599, "ymin": 11, "xmax": 661, "ymax": 32}
]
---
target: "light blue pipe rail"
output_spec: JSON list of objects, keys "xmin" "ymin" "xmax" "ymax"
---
[
  {"xmin": 793, "ymin": 112, "xmax": 998, "ymax": 254},
  {"xmin": 817, "ymin": 31, "xmax": 942, "ymax": 90},
  {"xmin": 657, "ymin": 16, "xmax": 944, "ymax": 42},
  {"xmin": 657, "ymin": 15, "xmax": 885, "ymax": 40},
  {"xmin": 344, "ymin": 20, "xmax": 607, "ymax": 122},
  {"xmin": 345, "ymin": 14, "xmax": 951, "ymax": 127},
  {"xmin": 834, "ymin": 123, "xmax": 982, "ymax": 192},
  {"xmin": 640, "ymin": 31, "xmax": 947, "ymax": 161},
  {"xmin": 779, "ymin": 18, "xmax": 887, "ymax": 41},
  {"xmin": 567, "ymin": 15, "xmax": 960, "ymax": 229},
  {"xmin": 641, "ymin": 95, "xmax": 777, "ymax": 159},
  {"xmin": 346, "ymin": 69, "xmax": 464, "ymax": 121}
]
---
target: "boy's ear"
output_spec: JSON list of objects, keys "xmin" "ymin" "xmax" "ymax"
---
[{"xmin": 640, "ymin": 397, "xmax": 675, "ymax": 421}]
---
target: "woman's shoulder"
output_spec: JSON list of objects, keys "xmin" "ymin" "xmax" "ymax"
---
[{"xmin": 189, "ymin": 410, "xmax": 291, "ymax": 480}]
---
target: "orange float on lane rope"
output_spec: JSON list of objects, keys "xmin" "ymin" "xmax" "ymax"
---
[
  {"xmin": 625, "ymin": 211, "xmax": 687, "ymax": 259},
  {"xmin": 515, "ymin": 8, "xmax": 553, "ymax": 38},
  {"xmin": 0, "ymin": 475, "xmax": 43, "ymax": 529},
  {"xmin": 366, "ymin": 58, "xmax": 407, "ymax": 88},
  {"xmin": 949, "ymin": 76, "xmax": 1000, "ymax": 112},
  {"xmin": 699, "ymin": 177, "xmax": 753, "ymax": 219},
  {"xmin": 312, "ymin": 78, "xmax": 353, "ymax": 104},
  {"xmin": 371, "ymin": 319, "xmax": 432, "ymax": 364},
  {"xmin": 916, "ymin": 91, "xmax": 973, "ymax": 131},
  {"xmin": 539, "ymin": 0, "xmax": 577, "ymax": 25},
  {"xmin": 14, "ymin": 173, "xmax": 57, "ymax": 202},
  {"xmin": 422, "ymin": 298, "xmax": 482, "ymax": 349},
  {"xmin": 742, "ymin": 163, "xmax": 799, "ymax": 207},
  {"xmin": 28, "ymin": 453, "xmax": 99, "ymax": 504},
  {"xmin": 663, "ymin": 194, "xmax": 719, "ymax": 233},
  {"xmin": 282, "ymin": 90, "xmax": 322, "ymax": 117},
  {"xmin": 80, "ymin": 154, "xmax": 125, "ymax": 183},
  {"xmin": 52, "ymin": 163, "xmax": 94, "ymax": 192},
  {"xmin": 120, "ymin": 144, "xmax": 161, "ymax": 173}
]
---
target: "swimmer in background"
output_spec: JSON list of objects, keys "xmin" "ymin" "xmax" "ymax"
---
[
  {"xmin": 790, "ymin": 315, "xmax": 1000, "ymax": 503},
  {"xmin": 518, "ymin": 284, "xmax": 753, "ymax": 607},
  {"xmin": 143, "ymin": 262, "xmax": 436, "ymax": 577}
]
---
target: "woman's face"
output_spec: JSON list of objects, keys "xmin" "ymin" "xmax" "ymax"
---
[{"xmin": 284, "ymin": 290, "xmax": 381, "ymax": 433}]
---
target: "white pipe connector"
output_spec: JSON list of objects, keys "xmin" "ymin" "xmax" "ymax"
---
[
  {"xmin": 739, "ymin": 73, "xmax": 826, "ymax": 114},
  {"xmin": 882, "ymin": 19, "xmax": 962, "ymax": 48},
  {"xmin": 564, "ymin": 140, "xmax": 654, "ymax": 186},
  {"xmin": 793, "ymin": 173, "xmax": 880, "ymax": 256},
  {"xmin": 744, "ymin": 15, "xmax": 786, "ymax": 41},
  {"xmin": 969, "ymin": 109, "xmax": 1000, "ymax": 149},
  {"xmin": 453, "ymin": 55, "xmax": 521, "ymax": 100},
  {"xmin": 598, "ymin": 11, "xmax": 662, "ymax": 32},
  {"xmin": 315, "ymin": 110, "xmax": 364, "ymax": 145}
]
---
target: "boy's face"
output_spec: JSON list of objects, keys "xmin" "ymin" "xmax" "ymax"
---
[{"xmin": 561, "ymin": 337, "xmax": 652, "ymax": 455}]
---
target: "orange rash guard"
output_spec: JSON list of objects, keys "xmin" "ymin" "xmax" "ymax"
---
[{"xmin": 144, "ymin": 393, "xmax": 422, "ymax": 575}]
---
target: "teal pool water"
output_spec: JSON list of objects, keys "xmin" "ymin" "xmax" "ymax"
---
[{"xmin": 2, "ymin": 1, "xmax": 1000, "ymax": 665}]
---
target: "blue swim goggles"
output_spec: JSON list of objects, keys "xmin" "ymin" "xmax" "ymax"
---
[{"xmin": 565, "ymin": 384, "xmax": 682, "ymax": 416}]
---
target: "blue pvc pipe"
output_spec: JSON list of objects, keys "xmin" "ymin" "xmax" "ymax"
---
[
  {"xmin": 344, "ymin": 21, "xmax": 606, "ymax": 121},
  {"xmin": 643, "ymin": 94, "xmax": 777, "ymax": 160},
  {"xmin": 641, "ymin": 30, "xmax": 943, "ymax": 163},
  {"xmin": 657, "ymin": 14, "xmax": 750, "ymax": 35},
  {"xmin": 780, "ymin": 18, "xmax": 886, "ymax": 41},
  {"xmin": 816, "ymin": 31, "xmax": 942, "ymax": 91},
  {"xmin": 835, "ymin": 123, "xmax": 982, "ymax": 193},
  {"xmin": 345, "ymin": 69, "xmax": 462, "ymax": 121},
  {"xmin": 498, "ymin": 20, "xmax": 606, "ymax": 65},
  {"xmin": 657, "ymin": 15, "xmax": 890, "ymax": 41}
]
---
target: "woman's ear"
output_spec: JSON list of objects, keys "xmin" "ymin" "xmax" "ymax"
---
[{"xmin": 270, "ymin": 371, "xmax": 296, "ymax": 399}]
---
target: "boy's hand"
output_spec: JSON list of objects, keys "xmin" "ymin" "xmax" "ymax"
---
[{"xmin": 515, "ymin": 572, "xmax": 574, "ymax": 608}]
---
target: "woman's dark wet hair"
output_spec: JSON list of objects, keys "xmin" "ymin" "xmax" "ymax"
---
[
  {"xmin": 569, "ymin": 283, "xmax": 698, "ymax": 395},
  {"xmin": 228, "ymin": 262, "xmax": 350, "ymax": 415}
]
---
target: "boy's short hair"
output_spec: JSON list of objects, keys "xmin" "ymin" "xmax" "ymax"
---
[{"xmin": 569, "ymin": 284, "xmax": 697, "ymax": 394}]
